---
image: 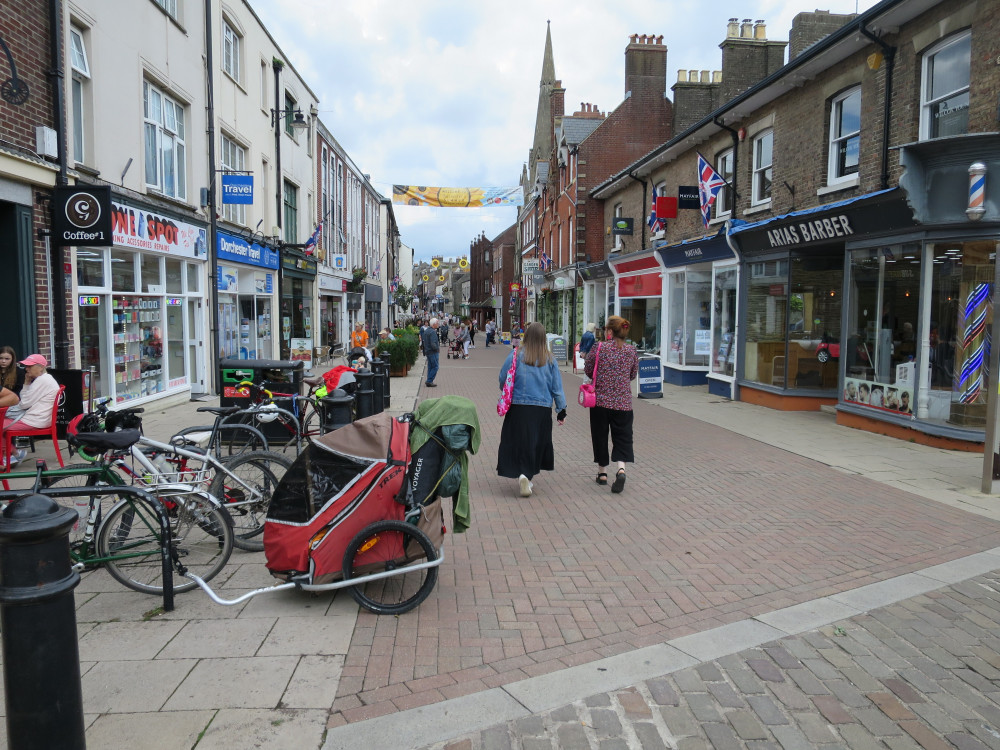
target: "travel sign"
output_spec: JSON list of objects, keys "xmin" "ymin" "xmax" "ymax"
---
[{"xmin": 221, "ymin": 174, "xmax": 254, "ymax": 204}]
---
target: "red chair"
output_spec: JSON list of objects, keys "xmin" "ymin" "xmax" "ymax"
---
[{"xmin": 3, "ymin": 385, "xmax": 66, "ymax": 473}]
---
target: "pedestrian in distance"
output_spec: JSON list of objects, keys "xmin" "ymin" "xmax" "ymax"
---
[
  {"xmin": 496, "ymin": 322, "xmax": 567, "ymax": 498},
  {"xmin": 485, "ymin": 319, "xmax": 496, "ymax": 348},
  {"xmin": 585, "ymin": 315, "xmax": 638, "ymax": 494},
  {"xmin": 421, "ymin": 318, "xmax": 441, "ymax": 387},
  {"xmin": 579, "ymin": 322, "xmax": 597, "ymax": 357},
  {"xmin": 459, "ymin": 322, "xmax": 471, "ymax": 359},
  {"xmin": 469, "ymin": 319, "xmax": 477, "ymax": 348}
]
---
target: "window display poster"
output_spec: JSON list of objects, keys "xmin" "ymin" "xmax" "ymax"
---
[
  {"xmin": 282, "ymin": 316, "xmax": 291, "ymax": 341},
  {"xmin": 218, "ymin": 265, "xmax": 238, "ymax": 292},
  {"xmin": 290, "ymin": 337, "xmax": 312, "ymax": 369},
  {"xmin": 844, "ymin": 377, "xmax": 913, "ymax": 415},
  {"xmin": 254, "ymin": 273, "xmax": 273, "ymax": 294},
  {"xmin": 694, "ymin": 329, "xmax": 712, "ymax": 356}
]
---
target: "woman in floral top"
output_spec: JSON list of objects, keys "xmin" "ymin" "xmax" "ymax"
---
[{"xmin": 584, "ymin": 315, "xmax": 638, "ymax": 493}]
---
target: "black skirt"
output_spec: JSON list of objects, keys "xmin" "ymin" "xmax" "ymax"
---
[{"xmin": 496, "ymin": 404, "xmax": 554, "ymax": 479}]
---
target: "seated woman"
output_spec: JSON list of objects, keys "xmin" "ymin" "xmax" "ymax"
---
[{"xmin": 0, "ymin": 346, "xmax": 25, "ymax": 396}]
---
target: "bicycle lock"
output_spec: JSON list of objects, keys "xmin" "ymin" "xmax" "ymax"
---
[{"xmin": 0, "ymin": 492, "xmax": 86, "ymax": 749}]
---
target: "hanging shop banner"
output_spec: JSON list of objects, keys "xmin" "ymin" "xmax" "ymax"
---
[
  {"xmin": 612, "ymin": 218, "xmax": 634, "ymax": 236},
  {"xmin": 677, "ymin": 186, "xmax": 700, "ymax": 210},
  {"xmin": 53, "ymin": 185, "xmax": 113, "ymax": 246},
  {"xmin": 392, "ymin": 185, "xmax": 524, "ymax": 207},
  {"xmin": 111, "ymin": 201, "xmax": 207, "ymax": 258},
  {"xmin": 221, "ymin": 174, "xmax": 254, "ymax": 204}
]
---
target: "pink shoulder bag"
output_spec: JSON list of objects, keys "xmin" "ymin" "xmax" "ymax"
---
[
  {"xmin": 578, "ymin": 343, "xmax": 601, "ymax": 408},
  {"xmin": 497, "ymin": 352, "xmax": 518, "ymax": 416}
]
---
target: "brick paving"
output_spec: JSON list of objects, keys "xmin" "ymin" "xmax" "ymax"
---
[
  {"xmin": 328, "ymin": 344, "xmax": 1000, "ymax": 727},
  {"xmin": 417, "ymin": 569, "xmax": 1000, "ymax": 749}
]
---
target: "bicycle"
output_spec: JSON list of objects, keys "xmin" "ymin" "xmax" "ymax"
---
[
  {"xmin": 226, "ymin": 380, "xmax": 339, "ymax": 455},
  {"xmin": 66, "ymin": 402, "xmax": 291, "ymax": 553},
  {"xmin": 0, "ymin": 451, "xmax": 228, "ymax": 600},
  {"xmin": 170, "ymin": 404, "xmax": 269, "ymax": 458}
]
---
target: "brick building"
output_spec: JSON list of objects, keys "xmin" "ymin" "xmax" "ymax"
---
[{"xmin": 592, "ymin": 0, "xmax": 1000, "ymax": 449}]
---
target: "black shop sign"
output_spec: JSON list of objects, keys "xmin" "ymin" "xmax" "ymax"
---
[{"xmin": 52, "ymin": 185, "xmax": 113, "ymax": 246}]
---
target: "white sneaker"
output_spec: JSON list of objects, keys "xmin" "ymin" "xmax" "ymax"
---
[{"xmin": 518, "ymin": 474, "xmax": 532, "ymax": 497}]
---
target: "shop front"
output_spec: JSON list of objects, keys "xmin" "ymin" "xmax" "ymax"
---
[
  {"xmin": 279, "ymin": 249, "xmax": 317, "ymax": 367},
  {"xmin": 216, "ymin": 230, "xmax": 278, "ymax": 361},
  {"xmin": 76, "ymin": 200, "xmax": 208, "ymax": 403},
  {"xmin": 729, "ymin": 189, "xmax": 916, "ymax": 412},
  {"xmin": 609, "ymin": 250, "xmax": 664, "ymax": 371},
  {"xmin": 364, "ymin": 282, "xmax": 383, "ymax": 333},
  {"xmin": 579, "ymin": 261, "xmax": 614, "ymax": 332},
  {"xmin": 317, "ymin": 272, "xmax": 347, "ymax": 358},
  {"xmin": 654, "ymin": 229, "xmax": 738, "ymax": 394}
]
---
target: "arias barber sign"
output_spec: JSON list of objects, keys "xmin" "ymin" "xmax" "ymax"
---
[{"xmin": 53, "ymin": 186, "xmax": 113, "ymax": 246}]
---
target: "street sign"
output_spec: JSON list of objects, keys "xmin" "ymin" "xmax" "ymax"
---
[{"xmin": 522, "ymin": 259, "xmax": 540, "ymax": 273}]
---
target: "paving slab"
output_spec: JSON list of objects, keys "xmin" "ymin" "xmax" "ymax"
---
[
  {"xmin": 83, "ymin": 710, "xmax": 215, "ymax": 750},
  {"xmin": 196, "ymin": 708, "xmax": 329, "ymax": 749},
  {"xmin": 81, "ymin": 658, "xmax": 196, "ymax": 713},
  {"xmin": 163, "ymin": 655, "xmax": 300, "ymax": 711},
  {"xmin": 754, "ymin": 597, "xmax": 863, "ymax": 634}
]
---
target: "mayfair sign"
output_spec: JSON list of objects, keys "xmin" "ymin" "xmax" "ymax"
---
[{"xmin": 766, "ymin": 214, "xmax": 855, "ymax": 248}]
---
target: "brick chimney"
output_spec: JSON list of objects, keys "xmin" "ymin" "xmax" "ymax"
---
[
  {"xmin": 719, "ymin": 18, "xmax": 786, "ymax": 101},
  {"xmin": 573, "ymin": 102, "xmax": 605, "ymax": 118},
  {"xmin": 789, "ymin": 10, "xmax": 855, "ymax": 59},
  {"xmin": 624, "ymin": 33, "xmax": 667, "ymax": 99},
  {"xmin": 671, "ymin": 68, "xmax": 722, "ymax": 133}
]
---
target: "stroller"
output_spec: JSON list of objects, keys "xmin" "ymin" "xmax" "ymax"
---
[
  {"xmin": 447, "ymin": 331, "xmax": 465, "ymax": 359},
  {"xmin": 184, "ymin": 397, "xmax": 480, "ymax": 615}
]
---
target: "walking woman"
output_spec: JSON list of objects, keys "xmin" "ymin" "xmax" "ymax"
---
[
  {"xmin": 585, "ymin": 315, "xmax": 638, "ymax": 493},
  {"xmin": 497, "ymin": 322, "xmax": 567, "ymax": 497}
]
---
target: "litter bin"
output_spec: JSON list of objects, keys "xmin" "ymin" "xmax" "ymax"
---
[{"xmin": 219, "ymin": 359, "xmax": 305, "ymax": 440}]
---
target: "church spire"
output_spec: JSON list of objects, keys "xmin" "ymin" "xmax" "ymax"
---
[
  {"xmin": 540, "ymin": 20, "xmax": 555, "ymax": 86},
  {"xmin": 528, "ymin": 22, "xmax": 559, "ymax": 189}
]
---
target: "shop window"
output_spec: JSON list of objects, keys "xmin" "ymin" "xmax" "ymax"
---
[
  {"xmin": 77, "ymin": 248, "xmax": 105, "ymax": 287},
  {"xmin": 828, "ymin": 87, "xmax": 860, "ymax": 183},
  {"xmin": 165, "ymin": 259, "xmax": 183, "ymax": 293},
  {"xmin": 752, "ymin": 130, "xmax": 773, "ymax": 206},
  {"xmin": 920, "ymin": 31, "xmax": 970, "ymax": 140},
  {"xmin": 620, "ymin": 297, "xmax": 661, "ymax": 355},
  {"xmin": 715, "ymin": 150, "xmax": 733, "ymax": 217},
  {"xmin": 186, "ymin": 262, "xmax": 200, "ymax": 293},
  {"xmin": 79, "ymin": 302, "xmax": 108, "ymax": 398},
  {"xmin": 111, "ymin": 249, "xmax": 136, "ymax": 292},
  {"xmin": 786, "ymin": 255, "xmax": 843, "ymax": 390},
  {"xmin": 712, "ymin": 265, "xmax": 738, "ymax": 377},
  {"xmin": 665, "ymin": 271, "xmax": 710, "ymax": 366},
  {"xmin": 143, "ymin": 81, "xmax": 187, "ymax": 200},
  {"xmin": 141, "ymin": 253, "xmax": 162, "ymax": 293},
  {"xmin": 744, "ymin": 257, "xmax": 789, "ymax": 385},
  {"xmin": 923, "ymin": 240, "xmax": 998, "ymax": 425},
  {"xmin": 845, "ymin": 245, "xmax": 921, "ymax": 413}
]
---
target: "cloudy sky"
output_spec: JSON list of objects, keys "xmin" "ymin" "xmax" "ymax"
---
[{"xmin": 250, "ymin": 0, "xmax": 877, "ymax": 264}]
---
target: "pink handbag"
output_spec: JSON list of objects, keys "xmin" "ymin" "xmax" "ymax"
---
[
  {"xmin": 578, "ymin": 343, "xmax": 601, "ymax": 408},
  {"xmin": 497, "ymin": 351, "xmax": 518, "ymax": 416}
]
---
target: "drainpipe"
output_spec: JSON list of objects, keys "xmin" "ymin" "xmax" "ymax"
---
[
  {"xmin": 48, "ymin": 0, "xmax": 69, "ymax": 368},
  {"xmin": 858, "ymin": 24, "xmax": 896, "ymax": 191},
  {"xmin": 714, "ymin": 118, "xmax": 740, "ymax": 211},
  {"xmin": 204, "ymin": 0, "xmax": 221, "ymax": 394},
  {"xmin": 627, "ymin": 172, "xmax": 646, "ymax": 252}
]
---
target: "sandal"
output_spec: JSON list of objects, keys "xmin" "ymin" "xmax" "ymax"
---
[
  {"xmin": 611, "ymin": 469, "xmax": 626, "ymax": 494},
  {"xmin": 596, "ymin": 472, "xmax": 608, "ymax": 485}
]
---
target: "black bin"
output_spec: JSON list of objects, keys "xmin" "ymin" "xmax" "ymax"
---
[{"xmin": 219, "ymin": 359, "xmax": 304, "ymax": 440}]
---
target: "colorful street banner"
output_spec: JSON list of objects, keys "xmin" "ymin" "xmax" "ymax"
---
[{"xmin": 392, "ymin": 185, "xmax": 523, "ymax": 208}]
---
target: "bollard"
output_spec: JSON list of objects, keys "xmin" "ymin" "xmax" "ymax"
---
[
  {"xmin": 320, "ymin": 389, "xmax": 355, "ymax": 432},
  {"xmin": 354, "ymin": 368, "xmax": 375, "ymax": 419},
  {"xmin": 376, "ymin": 356, "xmax": 391, "ymax": 408},
  {"xmin": 0, "ymin": 494, "xmax": 86, "ymax": 749},
  {"xmin": 369, "ymin": 358, "xmax": 386, "ymax": 415}
]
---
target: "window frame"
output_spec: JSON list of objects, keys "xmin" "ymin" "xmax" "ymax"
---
[
  {"xmin": 222, "ymin": 20, "xmax": 241, "ymax": 83},
  {"xmin": 613, "ymin": 202, "xmax": 623, "ymax": 249},
  {"xmin": 919, "ymin": 31, "xmax": 971, "ymax": 141},
  {"xmin": 284, "ymin": 91, "xmax": 298, "ymax": 138},
  {"xmin": 715, "ymin": 149, "xmax": 734, "ymax": 217},
  {"xmin": 283, "ymin": 180, "xmax": 298, "ymax": 244},
  {"xmin": 143, "ymin": 80, "xmax": 187, "ymax": 201},
  {"xmin": 220, "ymin": 133, "xmax": 247, "ymax": 226},
  {"xmin": 152, "ymin": 0, "xmax": 178, "ymax": 20},
  {"xmin": 69, "ymin": 26, "xmax": 91, "ymax": 165},
  {"xmin": 828, "ymin": 87, "xmax": 861, "ymax": 184},
  {"xmin": 751, "ymin": 130, "xmax": 773, "ymax": 206}
]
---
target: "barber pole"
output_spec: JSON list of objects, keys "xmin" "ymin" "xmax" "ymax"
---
[{"xmin": 967, "ymin": 162, "xmax": 986, "ymax": 221}]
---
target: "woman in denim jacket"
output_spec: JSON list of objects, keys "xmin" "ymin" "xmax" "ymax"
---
[{"xmin": 496, "ymin": 322, "xmax": 567, "ymax": 497}]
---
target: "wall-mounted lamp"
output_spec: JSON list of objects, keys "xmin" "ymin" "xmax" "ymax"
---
[
  {"xmin": 967, "ymin": 162, "xmax": 986, "ymax": 221},
  {"xmin": 271, "ymin": 108, "xmax": 310, "ymax": 131}
]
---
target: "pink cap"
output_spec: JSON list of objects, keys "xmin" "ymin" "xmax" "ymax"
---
[{"xmin": 19, "ymin": 354, "xmax": 48, "ymax": 367}]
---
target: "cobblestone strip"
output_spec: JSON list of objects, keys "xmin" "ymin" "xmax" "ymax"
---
[{"xmin": 417, "ymin": 571, "xmax": 1000, "ymax": 750}]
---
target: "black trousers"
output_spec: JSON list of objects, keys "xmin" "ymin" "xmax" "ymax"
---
[{"xmin": 589, "ymin": 406, "xmax": 634, "ymax": 465}]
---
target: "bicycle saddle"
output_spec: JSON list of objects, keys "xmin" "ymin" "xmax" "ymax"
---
[
  {"xmin": 303, "ymin": 374, "xmax": 325, "ymax": 387},
  {"xmin": 69, "ymin": 429, "xmax": 142, "ymax": 451},
  {"xmin": 196, "ymin": 406, "xmax": 243, "ymax": 416}
]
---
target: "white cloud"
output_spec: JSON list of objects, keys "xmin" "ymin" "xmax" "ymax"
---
[{"xmin": 250, "ymin": 0, "xmax": 878, "ymax": 261}]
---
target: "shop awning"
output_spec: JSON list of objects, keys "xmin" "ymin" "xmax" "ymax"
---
[{"xmin": 655, "ymin": 226, "xmax": 735, "ymax": 268}]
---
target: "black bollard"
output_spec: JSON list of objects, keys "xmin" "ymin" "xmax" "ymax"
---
[
  {"xmin": 0, "ymin": 494, "xmax": 86, "ymax": 749},
  {"xmin": 369, "ymin": 358, "xmax": 385, "ymax": 415},
  {"xmin": 354, "ymin": 368, "xmax": 375, "ymax": 419},
  {"xmin": 376, "ymin": 356, "xmax": 391, "ymax": 408},
  {"xmin": 320, "ymin": 389, "xmax": 355, "ymax": 431}
]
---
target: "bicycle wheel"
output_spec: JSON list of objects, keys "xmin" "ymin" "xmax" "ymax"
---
[
  {"xmin": 208, "ymin": 451, "xmax": 291, "ymax": 552},
  {"xmin": 218, "ymin": 424, "xmax": 268, "ymax": 457},
  {"xmin": 43, "ymin": 469, "xmax": 122, "ymax": 548},
  {"xmin": 301, "ymin": 407, "xmax": 324, "ymax": 443},
  {"xmin": 341, "ymin": 520, "xmax": 438, "ymax": 615},
  {"xmin": 99, "ymin": 493, "xmax": 233, "ymax": 595}
]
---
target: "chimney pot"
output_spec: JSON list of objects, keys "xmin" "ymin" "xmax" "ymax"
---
[
  {"xmin": 713, "ymin": 70, "xmax": 722, "ymax": 83},
  {"xmin": 741, "ymin": 18, "xmax": 753, "ymax": 37},
  {"xmin": 700, "ymin": 70, "xmax": 710, "ymax": 83},
  {"xmin": 657, "ymin": 35, "xmax": 664, "ymax": 44},
  {"xmin": 754, "ymin": 20, "xmax": 766, "ymax": 39},
  {"xmin": 677, "ymin": 69, "xmax": 688, "ymax": 82},
  {"xmin": 727, "ymin": 18, "xmax": 739, "ymax": 37},
  {"xmin": 630, "ymin": 34, "xmax": 637, "ymax": 44},
  {"xmin": 689, "ymin": 69, "xmax": 699, "ymax": 82}
]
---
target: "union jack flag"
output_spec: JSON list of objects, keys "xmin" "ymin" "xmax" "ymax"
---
[
  {"xmin": 389, "ymin": 275, "xmax": 400, "ymax": 293},
  {"xmin": 303, "ymin": 223, "xmax": 322, "ymax": 254},
  {"xmin": 697, "ymin": 152, "xmax": 727, "ymax": 227},
  {"xmin": 648, "ymin": 185, "xmax": 666, "ymax": 232},
  {"xmin": 373, "ymin": 259, "xmax": 381, "ymax": 279},
  {"xmin": 540, "ymin": 250, "xmax": 551, "ymax": 270}
]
